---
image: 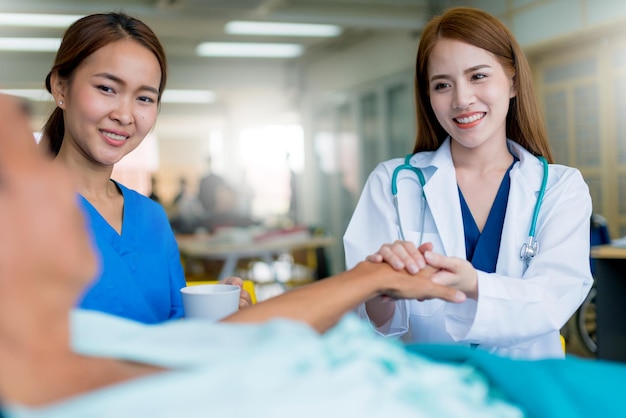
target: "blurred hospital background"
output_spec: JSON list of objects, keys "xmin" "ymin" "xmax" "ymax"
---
[{"xmin": 2, "ymin": 0, "xmax": 626, "ymax": 355}]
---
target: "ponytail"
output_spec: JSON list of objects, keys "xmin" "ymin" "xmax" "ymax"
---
[{"xmin": 41, "ymin": 107, "xmax": 64, "ymax": 156}]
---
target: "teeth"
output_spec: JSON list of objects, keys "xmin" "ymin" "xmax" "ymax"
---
[
  {"xmin": 455, "ymin": 113, "xmax": 484, "ymax": 124},
  {"xmin": 102, "ymin": 131, "xmax": 127, "ymax": 141}
]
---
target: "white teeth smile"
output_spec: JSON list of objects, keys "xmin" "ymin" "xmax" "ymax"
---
[
  {"xmin": 455, "ymin": 113, "xmax": 485, "ymax": 124},
  {"xmin": 102, "ymin": 131, "xmax": 127, "ymax": 141}
]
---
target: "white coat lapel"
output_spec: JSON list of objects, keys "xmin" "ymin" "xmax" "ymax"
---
[
  {"xmin": 414, "ymin": 139, "xmax": 466, "ymax": 258},
  {"xmin": 497, "ymin": 141, "xmax": 545, "ymax": 276}
]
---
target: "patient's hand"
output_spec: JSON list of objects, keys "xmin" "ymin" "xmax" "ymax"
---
[
  {"xmin": 366, "ymin": 241, "xmax": 433, "ymax": 274},
  {"xmin": 354, "ymin": 262, "xmax": 466, "ymax": 304},
  {"xmin": 222, "ymin": 276, "xmax": 252, "ymax": 309}
]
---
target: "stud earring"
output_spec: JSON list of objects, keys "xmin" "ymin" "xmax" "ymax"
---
[{"xmin": 58, "ymin": 100, "xmax": 63, "ymax": 105}]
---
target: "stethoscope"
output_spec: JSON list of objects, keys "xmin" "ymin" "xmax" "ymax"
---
[{"xmin": 391, "ymin": 154, "xmax": 549, "ymax": 265}]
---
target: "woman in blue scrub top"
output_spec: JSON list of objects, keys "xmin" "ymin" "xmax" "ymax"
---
[
  {"xmin": 343, "ymin": 7, "xmax": 593, "ymax": 359},
  {"xmin": 41, "ymin": 13, "xmax": 250, "ymax": 323}
]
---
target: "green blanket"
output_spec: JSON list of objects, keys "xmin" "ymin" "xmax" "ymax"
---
[{"xmin": 412, "ymin": 344, "xmax": 626, "ymax": 418}]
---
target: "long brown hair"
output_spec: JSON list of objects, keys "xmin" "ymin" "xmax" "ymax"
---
[
  {"xmin": 42, "ymin": 12, "xmax": 167, "ymax": 156},
  {"xmin": 413, "ymin": 7, "xmax": 554, "ymax": 163}
]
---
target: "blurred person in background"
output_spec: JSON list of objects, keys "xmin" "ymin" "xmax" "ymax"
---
[{"xmin": 197, "ymin": 155, "xmax": 257, "ymax": 232}]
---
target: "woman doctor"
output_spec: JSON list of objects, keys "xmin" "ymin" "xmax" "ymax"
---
[{"xmin": 343, "ymin": 7, "xmax": 593, "ymax": 359}]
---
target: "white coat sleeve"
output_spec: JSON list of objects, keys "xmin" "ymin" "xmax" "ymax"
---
[
  {"xmin": 444, "ymin": 168, "xmax": 593, "ymax": 347},
  {"xmin": 343, "ymin": 162, "xmax": 410, "ymax": 338}
]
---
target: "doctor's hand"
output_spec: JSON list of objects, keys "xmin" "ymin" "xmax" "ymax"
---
[
  {"xmin": 366, "ymin": 241, "xmax": 433, "ymax": 274},
  {"xmin": 423, "ymin": 251, "xmax": 478, "ymax": 300},
  {"xmin": 222, "ymin": 276, "xmax": 253, "ymax": 309}
]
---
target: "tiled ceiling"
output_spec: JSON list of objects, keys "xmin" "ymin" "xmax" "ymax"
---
[
  {"xmin": 0, "ymin": 0, "xmax": 468, "ymax": 109},
  {"xmin": 0, "ymin": 0, "xmax": 436, "ymax": 58}
]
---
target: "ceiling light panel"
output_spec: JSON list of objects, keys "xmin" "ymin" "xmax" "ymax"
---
[
  {"xmin": 0, "ymin": 38, "xmax": 61, "ymax": 52},
  {"xmin": 225, "ymin": 21, "xmax": 342, "ymax": 37},
  {"xmin": 1, "ymin": 89, "xmax": 216, "ymax": 104},
  {"xmin": 0, "ymin": 13, "xmax": 83, "ymax": 28},
  {"xmin": 161, "ymin": 89, "xmax": 216, "ymax": 104},
  {"xmin": 196, "ymin": 42, "xmax": 303, "ymax": 58}
]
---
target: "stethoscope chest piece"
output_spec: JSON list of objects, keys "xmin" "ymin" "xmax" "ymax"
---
[{"xmin": 520, "ymin": 236, "xmax": 539, "ymax": 264}]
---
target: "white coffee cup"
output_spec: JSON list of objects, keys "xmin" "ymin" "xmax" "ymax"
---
[{"xmin": 181, "ymin": 284, "xmax": 240, "ymax": 321}]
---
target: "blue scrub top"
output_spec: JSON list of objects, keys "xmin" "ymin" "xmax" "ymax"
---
[
  {"xmin": 77, "ymin": 181, "xmax": 186, "ymax": 324},
  {"xmin": 458, "ymin": 158, "xmax": 517, "ymax": 273}
]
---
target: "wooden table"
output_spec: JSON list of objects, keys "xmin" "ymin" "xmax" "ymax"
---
[
  {"xmin": 177, "ymin": 232, "xmax": 336, "ymax": 282},
  {"xmin": 590, "ymin": 244, "xmax": 626, "ymax": 362}
]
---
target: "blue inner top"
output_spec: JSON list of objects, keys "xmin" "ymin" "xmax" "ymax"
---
[{"xmin": 458, "ymin": 157, "xmax": 518, "ymax": 273}]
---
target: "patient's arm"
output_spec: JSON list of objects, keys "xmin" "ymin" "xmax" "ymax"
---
[{"xmin": 222, "ymin": 262, "xmax": 466, "ymax": 333}]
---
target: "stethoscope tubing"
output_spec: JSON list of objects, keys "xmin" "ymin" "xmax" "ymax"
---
[
  {"xmin": 392, "ymin": 154, "xmax": 426, "ymax": 243},
  {"xmin": 529, "ymin": 156, "xmax": 548, "ymax": 238},
  {"xmin": 392, "ymin": 153, "xmax": 548, "ymax": 266}
]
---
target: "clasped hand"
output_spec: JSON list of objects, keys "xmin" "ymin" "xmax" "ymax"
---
[{"xmin": 367, "ymin": 241, "xmax": 478, "ymax": 300}]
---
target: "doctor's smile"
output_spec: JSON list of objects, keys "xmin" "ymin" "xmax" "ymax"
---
[{"xmin": 453, "ymin": 112, "xmax": 485, "ymax": 128}]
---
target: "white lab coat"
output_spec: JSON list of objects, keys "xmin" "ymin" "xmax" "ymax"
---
[{"xmin": 344, "ymin": 138, "xmax": 593, "ymax": 359}]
